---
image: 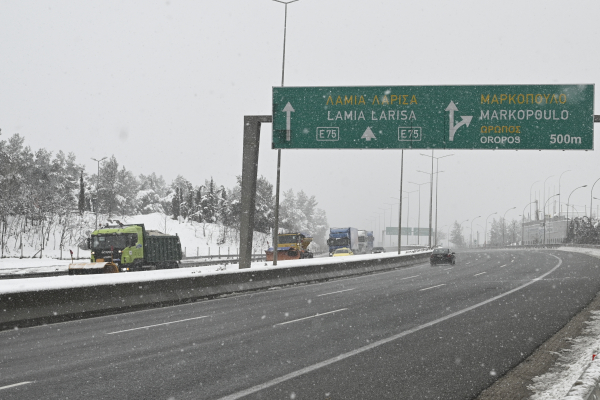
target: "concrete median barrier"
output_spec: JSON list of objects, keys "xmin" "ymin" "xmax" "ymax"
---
[{"xmin": 0, "ymin": 251, "xmax": 430, "ymax": 331}]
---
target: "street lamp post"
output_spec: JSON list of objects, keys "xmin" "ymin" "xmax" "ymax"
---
[
  {"xmin": 459, "ymin": 219, "xmax": 469, "ymax": 247},
  {"xmin": 558, "ymin": 170, "xmax": 570, "ymax": 217},
  {"xmin": 542, "ymin": 175, "xmax": 554, "ymax": 221},
  {"xmin": 485, "ymin": 212, "xmax": 497, "ymax": 247},
  {"xmin": 476, "ymin": 224, "xmax": 485, "ymax": 247},
  {"xmin": 378, "ymin": 207, "xmax": 387, "ymax": 247},
  {"xmin": 384, "ymin": 202, "xmax": 398, "ymax": 246},
  {"xmin": 566, "ymin": 185, "xmax": 587, "ymax": 242},
  {"xmin": 590, "ymin": 178, "xmax": 600, "ymax": 219},
  {"xmin": 395, "ymin": 192, "xmax": 415, "ymax": 245},
  {"xmin": 502, "ymin": 207, "xmax": 516, "ymax": 246},
  {"xmin": 530, "ymin": 181, "xmax": 540, "ymax": 221},
  {"xmin": 271, "ymin": 0, "xmax": 299, "ymax": 267},
  {"xmin": 91, "ymin": 157, "xmax": 107, "ymax": 229},
  {"xmin": 373, "ymin": 212, "xmax": 382, "ymax": 246},
  {"xmin": 421, "ymin": 153, "xmax": 453, "ymax": 247},
  {"xmin": 417, "ymin": 169, "xmax": 444, "ymax": 247},
  {"xmin": 439, "ymin": 225, "xmax": 447, "ymax": 246},
  {"xmin": 521, "ymin": 201, "xmax": 536, "ymax": 246},
  {"xmin": 470, "ymin": 216, "xmax": 481, "ymax": 248},
  {"xmin": 409, "ymin": 181, "xmax": 428, "ymax": 245},
  {"xmin": 543, "ymin": 194, "xmax": 559, "ymax": 245}
]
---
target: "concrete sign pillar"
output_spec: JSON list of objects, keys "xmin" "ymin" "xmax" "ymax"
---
[{"xmin": 239, "ymin": 115, "xmax": 272, "ymax": 269}]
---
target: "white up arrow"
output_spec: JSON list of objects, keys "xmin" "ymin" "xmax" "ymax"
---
[
  {"xmin": 361, "ymin": 127, "xmax": 377, "ymax": 141},
  {"xmin": 445, "ymin": 101, "xmax": 473, "ymax": 141},
  {"xmin": 282, "ymin": 102, "xmax": 295, "ymax": 141}
]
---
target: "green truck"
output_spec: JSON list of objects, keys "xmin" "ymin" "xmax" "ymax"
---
[{"xmin": 69, "ymin": 223, "xmax": 182, "ymax": 274}]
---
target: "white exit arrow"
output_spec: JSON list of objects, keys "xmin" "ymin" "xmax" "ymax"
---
[
  {"xmin": 445, "ymin": 100, "xmax": 472, "ymax": 141},
  {"xmin": 283, "ymin": 102, "xmax": 295, "ymax": 141}
]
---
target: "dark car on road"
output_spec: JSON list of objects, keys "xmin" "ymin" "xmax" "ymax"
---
[
  {"xmin": 430, "ymin": 248, "xmax": 455, "ymax": 265},
  {"xmin": 372, "ymin": 247, "xmax": 385, "ymax": 253}
]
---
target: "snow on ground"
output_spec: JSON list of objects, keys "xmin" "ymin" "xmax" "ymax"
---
[
  {"xmin": 0, "ymin": 212, "xmax": 271, "ymax": 261},
  {"xmin": 0, "ymin": 258, "xmax": 73, "ymax": 276},
  {"xmin": 0, "ymin": 212, "xmax": 272, "ymax": 276},
  {"xmin": 115, "ymin": 213, "xmax": 271, "ymax": 257},
  {"xmin": 526, "ymin": 246, "xmax": 600, "ymax": 399},
  {"xmin": 0, "ymin": 249, "xmax": 426, "ymax": 294}
]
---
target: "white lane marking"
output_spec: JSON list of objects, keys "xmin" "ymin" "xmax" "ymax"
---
[
  {"xmin": 317, "ymin": 289, "xmax": 355, "ymax": 297},
  {"xmin": 218, "ymin": 255, "xmax": 563, "ymax": 400},
  {"xmin": 399, "ymin": 275, "xmax": 420, "ymax": 280},
  {"xmin": 499, "ymin": 264, "xmax": 507, "ymax": 268},
  {"xmin": 443, "ymin": 268, "xmax": 453, "ymax": 271},
  {"xmin": 274, "ymin": 309, "xmax": 347, "ymax": 326},
  {"xmin": 419, "ymin": 284, "xmax": 446, "ymax": 291},
  {"xmin": 0, "ymin": 381, "xmax": 33, "ymax": 390},
  {"xmin": 474, "ymin": 272, "xmax": 487, "ymax": 277},
  {"xmin": 106, "ymin": 316, "xmax": 209, "ymax": 334}
]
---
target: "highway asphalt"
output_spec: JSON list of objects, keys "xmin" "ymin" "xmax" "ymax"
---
[{"xmin": 1, "ymin": 249, "xmax": 599, "ymax": 399}]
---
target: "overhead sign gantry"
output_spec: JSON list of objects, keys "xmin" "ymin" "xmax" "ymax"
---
[{"xmin": 273, "ymin": 84, "xmax": 594, "ymax": 150}]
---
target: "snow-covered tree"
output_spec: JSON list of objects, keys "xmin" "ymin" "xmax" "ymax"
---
[{"xmin": 450, "ymin": 221, "xmax": 466, "ymax": 248}]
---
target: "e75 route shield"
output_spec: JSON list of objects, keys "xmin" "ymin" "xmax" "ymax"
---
[{"xmin": 272, "ymin": 84, "xmax": 594, "ymax": 150}]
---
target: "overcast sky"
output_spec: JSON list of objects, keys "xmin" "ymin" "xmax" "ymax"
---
[{"xmin": 1, "ymin": 0, "xmax": 599, "ymax": 245}]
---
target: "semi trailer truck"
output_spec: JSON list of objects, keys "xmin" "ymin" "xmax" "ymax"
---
[{"xmin": 327, "ymin": 227, "xmax": 359, "ymax": 256}]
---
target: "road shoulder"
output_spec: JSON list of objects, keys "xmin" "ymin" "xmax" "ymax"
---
[{"xmin": 476, "ymin": 289, "xmax": 600, "ymax": 400}]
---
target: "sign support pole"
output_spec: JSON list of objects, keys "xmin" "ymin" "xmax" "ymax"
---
[
  {"xmin": 397, "ymin": 149, "xmax": 404, "ymax": 254},
  {"xmin": 272, "ymin": 149, "xmax": 281, "ymax": 265},
  {"xmin": 428, "ymin": 150, "xmax": 434, "ymax": 247},
  {"xmin": 239, "ymin": 115, "xmax": 272, "ymax": 269}
]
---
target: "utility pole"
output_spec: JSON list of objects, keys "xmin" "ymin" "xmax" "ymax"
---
[
  {"xmin": 91, "ymin": 157, "xmax": 107, "ymax": 229},
  {"xmin": 421, "ymin": 153, "xmax": 453, "ymax": 246}
]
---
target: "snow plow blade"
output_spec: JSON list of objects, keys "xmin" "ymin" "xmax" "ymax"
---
[
  {"xmin": 265, "ymin": 247, "xmax": 302, "ymax": 261},
  {"xmin": 68, "ymin": 262, "xmax": 119, "ymax": 275}
]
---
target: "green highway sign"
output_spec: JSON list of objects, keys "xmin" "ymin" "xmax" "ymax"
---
[
  {"xmin": 414, "ymin": 228, "xmax": 431, "ymax": 236},
  {"xmin": 386, "ymin": 227, "xmax": 414, "ymax": 235},
  {"xmin": 386, "ymin": 227, "xmax": 399, "ymax": 235},
  {"xmin": 272, "ymin": 84, "xmax": 594, "ymax": 150}
]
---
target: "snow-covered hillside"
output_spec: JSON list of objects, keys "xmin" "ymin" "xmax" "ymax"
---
[{"xmin": 0, "ymin": 212, "xmax": 270, "ymax": 260}]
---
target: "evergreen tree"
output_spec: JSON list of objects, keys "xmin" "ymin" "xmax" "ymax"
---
[
  {"xmin": 450, "ymin": 221, "xmax": 466, "ymax": 247},
  {"xmin": 172, "ymin": 187, "xmax": 181, "ymax": 219},
  {"xmin": 194, "ymin": 185, "xmax": 205, "ymax": 222},
  {"xmin": 78, "ymin": 171, "xmax": 85, "ymax": 215}
]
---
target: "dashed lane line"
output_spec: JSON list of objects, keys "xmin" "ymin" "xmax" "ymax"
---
[
  {"xmin": 217, "ymin": 255, "xmax": 563, "ymax": 400},
  {"xmin": 474, "ymin": 272, "xmax": 487, "ymax": 276},
  {"xmin": 419, "ymin": 284, "xmax": 446, "ymax": 291},
  {"xmin": 399, "ymin": 275, "xmax": 420, "ymax": 280},
  {"xmin": 318, "ymin": 289, "xmax": 355, "ymax": 297},
  {"xmin": 106, "ymin": 315, "xmax": 209, "ymax": 334},
  {"xmin": 274, "ymin": 309, "xmax": 348, "ymax": 327},
  {"xmin": 0, "ymin": 382, "xmax": 33, "ymax": 390}
]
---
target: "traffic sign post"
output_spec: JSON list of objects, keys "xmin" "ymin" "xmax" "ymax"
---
[{"xmin": 273, "ymin": 84, "xmax": 594, "ymax": 150}]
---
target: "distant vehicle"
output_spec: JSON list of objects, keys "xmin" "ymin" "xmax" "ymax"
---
[
  {"xmin": 430, "ymin": 248, "xmax": 456, "ymax": 265},
  {"xmin": 69, "ymin": 223, "xmax": 182, "ymax": 274},
  {"xmin": 372, "ymin": 247, "xmax": 385, "ymax": 253},
  {"xmin": 357, "ymin": 230, "xmax": 375, "ymax": 254},
  {"xmin": 327, "ymin": 227, "xmax": 359, "ymax": 256},
  {"xmin": 332, "ymin": 247, "xmax": 354, "ymax": 257},
  {"xmin": 266, "ymin": 232, "xmax": 313, "ymax": 261}
]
